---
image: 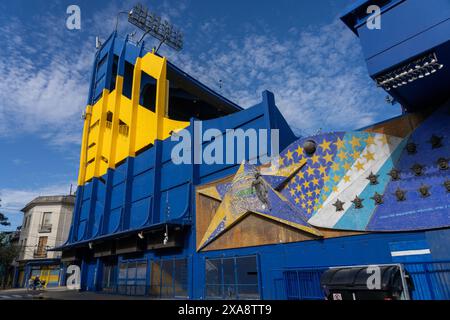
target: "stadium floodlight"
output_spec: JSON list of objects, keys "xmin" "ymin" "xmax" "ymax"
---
[
  {"xmin": 128, "ymin": 3, "xmax": 184, "ymax": 52},
  {"xmin": 375, "ymin": 51, "xmax": 444, "ymax": 91}
]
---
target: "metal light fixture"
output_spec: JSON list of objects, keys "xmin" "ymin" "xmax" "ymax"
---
[
  {"xmin": 163, "ymin": 224, "xmax": 169, "ymax": 245},
  {"xmin": 95, "ymin": 36, "xmax": 102, "ymax": 49},
  {"xmin": 115, "ymin": 10, "xmax": 133, "ymax": 32},
  {"xmin": 376, "ymin": 52, "xmax": 444, "ymax": 91},
  {"xmin": 127, "ymin": 3, "xmax": 183, "ymax": 52}
]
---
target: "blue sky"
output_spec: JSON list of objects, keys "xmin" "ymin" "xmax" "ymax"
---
[{"xmin": 0, "ymin": 0, "xmax": 402, "ymax": 231}]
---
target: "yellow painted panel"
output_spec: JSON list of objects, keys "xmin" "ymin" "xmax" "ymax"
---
[
  {"xmin": 85, "ymin": 162, "xmax": 96, "ymax": 182},
  {"xmin": 93, "ymin": 89, "xmax": 109, "ymax": 178},
  {"xmin": 108, "ymin": 84, "xmax": 120, "ymax": 169},
  {"xmin": 115, "ymin": 95, "xmax": 132, "ymax": 165},
  {"xmin": 90, "ymin": 98, "xmax": 103, "ymax": 125},
  {"xmin": 87, "ymin": 145, "xmax": 97, "ymax": 161},
  {"xmin": 163, "ymin": 118, "xmax": 190, "ymax": 138},
  {"xmin": 77, "ymin": 104, "xmax": 92, "ymax": 185},
  {"xmin": 118, "ymin": 95, "xmax": 132, "ymax": 124},
  {"xmin": 99, "ymin": 158, "xmax": 109, "ymax": 177},
  {"xmin": 88, "ymin": 125, "xmax": 99, "ymax": 142},
  {"xmin": 135, "ymin": 105, "xmax": 157, "ymax": 152},
  {"xmin": 78, "ymin": 53, "xmax": 191, "ymax": 185}
]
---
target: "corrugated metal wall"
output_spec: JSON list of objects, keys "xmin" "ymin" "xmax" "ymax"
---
[{"xmin": 282, "ymin": 261, "xmax": 450, "ymax": 300}]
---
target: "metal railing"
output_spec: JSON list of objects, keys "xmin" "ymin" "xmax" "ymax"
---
[
  {"xmin": 33, "ymin": 249, "xmax": 48, "ymax": 258},
  {"xmin": 118, "ymin": 124, "xmax": 129, "ymax": 136}
]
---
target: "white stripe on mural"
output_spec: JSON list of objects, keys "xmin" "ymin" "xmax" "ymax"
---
[
  {"xmin": 391, "ymin": 249, "xmax": 431, "ymax": 257},
  {"xmin": 309, "ymin": 134, "xmax": 403, "ymax": 228}
]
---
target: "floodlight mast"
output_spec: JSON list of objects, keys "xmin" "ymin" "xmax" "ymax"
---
[
  {"xmin": 127, "ymin": 3, "xmax": 184, "ymax": 53},
  {"xmin": 115, "ymin": 10, "xmax": 133, "ymax": 32}
]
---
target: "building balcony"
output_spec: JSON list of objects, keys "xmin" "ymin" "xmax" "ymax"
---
[
  {"xmin": 33, "ymin": 249, "xmax": 48, "ymax": 259},
  {"xmin": 38, "ymin": 224, "xmax": 52, "ymax": 233}
]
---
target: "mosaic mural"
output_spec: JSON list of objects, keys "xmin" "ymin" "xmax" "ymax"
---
[{"xmin": 198, "ymin": 104, "xmax": 450, "ymax": 248}]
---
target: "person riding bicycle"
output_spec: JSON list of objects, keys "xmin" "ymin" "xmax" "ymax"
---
[{"xmin": 33, "ymin": 276, "xmax": 41, "ymax": 290}]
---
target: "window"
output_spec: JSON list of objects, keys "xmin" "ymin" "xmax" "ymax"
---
[
  {"xmin": 205, "ymin": 259, "xmax": 222, "ymax": 298},
  {"xmin": 150, "ymin": 258, "xmax": 188, "ymax": 299},
  {"xmin": 110, "ymin": 55, "xmax": 119, "ymax": 91},
  {"xmin": 117, "ymin": 260, "xmax": 147, "ymax": 296},
  {"xmin": 235, "ymin": 256, "xmax": 259, "ymax": 298},
  {"xmin": 106, "ymin": 111, "xmax": 113, "ymax": 129},
  {"xmin": 23, "ymin": 216, "xmax": 28, "ymax": 229},
  {"xmin": 205, "ymin": 256, "xmax": 260, "ymax": 300},
  {"xmin": 149, "ymin": 261, "xmax": 161, "ymax": 297},
  {"xmin": 42, "ymin": 212, "xmax": 52, "ymax": 226},
  {"xmin": 174, "ymin": 259, "xmax": 189, "ymax": 297},
  {"xmin": 122, "ymin": 61, "xmax": 134, "ymax": 99},
  {"xmin": 140, "ymin": 72, "xmax": 157, "ymax": 112},
  {"xmin": 40, "ymin": 212, "xmax": 52, "ymax": 233},
  {"xmin": 102, "ymin": 262, "xmax": 118, "ymax": 293},
  {"xmin": 118, "ymin": 120, "xmax": 129, "ymax": 136}
]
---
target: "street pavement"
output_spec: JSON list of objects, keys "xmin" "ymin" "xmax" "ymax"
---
[
  {"xmin": 0, "ymin": 288, "xmax": 44, "ymax": 300},
  {"xmin": 0, "ymin": 287, "xmax": 152, "ymax": 300}
]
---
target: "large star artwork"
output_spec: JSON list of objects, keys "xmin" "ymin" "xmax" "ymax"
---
[{"xmin": 197, "ymin": 160, "xmax": 322, "ymax": 250}]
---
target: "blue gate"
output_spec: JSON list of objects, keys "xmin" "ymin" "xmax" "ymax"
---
[
  {"xmin": 404, "ymin": 261, "xmax": 450, "ymax": 300},
  {"xmin": 282, "ymin": 261, "xmax": 450, "ymax": 300},
  {"xmin": 283, "ymin": 268, "xmax": 327, "ymax": 300}
]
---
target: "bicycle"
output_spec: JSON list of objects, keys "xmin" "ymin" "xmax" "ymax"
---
[{"xmin": 26, "ymin": 279, "xmax": 46, "ymax": 294}]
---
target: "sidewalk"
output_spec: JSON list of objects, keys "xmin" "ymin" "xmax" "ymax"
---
[
  {"xmin": 0, "ymin": 286, "xmax": 154, "ymax": 300},
  {"xmin": 42, "ymin": 287, "xmax": 153, "ymax": 300}
]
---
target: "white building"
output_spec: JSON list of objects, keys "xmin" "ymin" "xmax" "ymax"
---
[{"xmin": 16, "ymin": 195, "xmax": 75, "ymax": 287}]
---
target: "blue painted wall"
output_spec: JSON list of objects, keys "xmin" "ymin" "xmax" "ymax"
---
[
  {"xmin": 341, "ymin": 0, "xmax": 450, "ymax": 111},
  {"xmin": 68, "ymin": 2, "xmax": 450, "ymax": 299}
]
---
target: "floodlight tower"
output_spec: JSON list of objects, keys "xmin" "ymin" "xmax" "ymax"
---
[{"xmin": 127, "ymin": 3, "xmax": 184, "ymax": 53}]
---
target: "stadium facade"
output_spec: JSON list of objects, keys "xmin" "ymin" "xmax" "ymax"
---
[{"xmin": 56, "ymin": 0, "xmax": 450, "ymax": 299}]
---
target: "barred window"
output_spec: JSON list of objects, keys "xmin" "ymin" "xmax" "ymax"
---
[
  {"xmin": 149, "ymin": 258, "xmax": 188, "ymax": 299},
  {"xmin": 117, "ymin": 260, "xmax": 147, "ymax": 296},
  {"xmin": 205, "ymin": 255, "xmax": 259, "ymax": 300}
]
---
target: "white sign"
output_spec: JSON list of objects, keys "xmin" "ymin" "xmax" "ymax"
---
[{"xmin": 332, "ymin": 293, "xmax": 343, "ymax": 300}]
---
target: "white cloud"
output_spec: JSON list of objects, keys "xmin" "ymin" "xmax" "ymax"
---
[
  {"xmin": 0, "ymin": 183, "xmax": 75, "ymax": 212},
  {"xmin": 0, "ymin": 1, "xmax": 192, "ymax": 147},
  {"xmin": 0, "ymin": 4, "xmax": 400, "ymax": 146},
  {"xmin": 0, "ymin": 182, "xmax": 75, "ymax": 231},
  {"xmin": 0, "ymin": 17, "xmax": 91, "ymax": 147},
  {"xmin": 164, "ymin": 19, "xmax": 401, "ymax": 136}
]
